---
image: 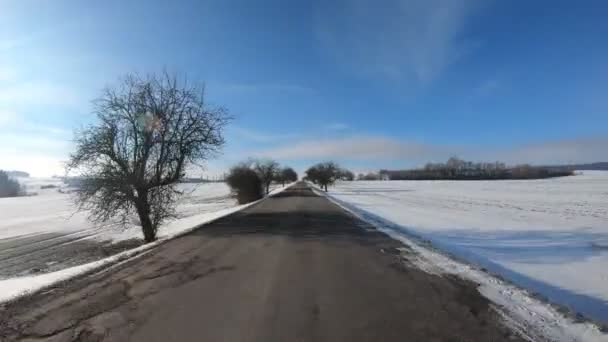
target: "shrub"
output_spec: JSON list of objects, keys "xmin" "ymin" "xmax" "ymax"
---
[
  {"xmin": 0, "ymin": 170, "xmax": 23, "ymax": 198},
  {"xmin": 226, "ymin": 165, "xmax": 263, "ymax": 204}
]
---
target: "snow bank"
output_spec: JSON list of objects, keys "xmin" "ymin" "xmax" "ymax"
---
[
  {"xmin": 0, "ymin": 243, "xmax": 155, "ymax": 304},
  {"xmin": 0, "ymin": 183, "xmax": 293, "ymax": 303},
  {"xmin": 311, "ymin": 173, "xmax": 608, "ymax": 342}
]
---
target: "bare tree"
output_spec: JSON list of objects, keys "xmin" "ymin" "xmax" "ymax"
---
[
  {"xmin": 253, "ymin": 159, "xmax": 280, "ymax": 194},
  {"xmin": 67, "ymin": 72, "xmax": 230, "ymax": 243},
  {"xmin": 305, "ymin": 161, "xmax": 340, "ymax": 191}
]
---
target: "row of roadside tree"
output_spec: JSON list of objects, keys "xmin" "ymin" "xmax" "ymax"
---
[
  {"xmin": 225, "ymin": 159, "xmax": 298, "ymax": 204},
  {"xmin": 52, "ymin": 71, "xmax": 576, "ymax": 244},
  {"xmin": 225, "ymin": 160, "xmax": 355, "ymax": 201}
]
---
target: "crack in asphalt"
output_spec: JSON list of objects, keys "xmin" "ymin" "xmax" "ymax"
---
[{"xmin": 2, "ymin": 255, "xmax": 237, "ymax": 341}]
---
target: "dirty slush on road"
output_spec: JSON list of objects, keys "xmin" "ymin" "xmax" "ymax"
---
[{"xmin": 0, "ymin": 183, "xmax": 523, "ymax": 341}]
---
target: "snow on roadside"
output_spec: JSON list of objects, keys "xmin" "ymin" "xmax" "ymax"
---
[
  {"xmin": 325, "ymin": 172, "xmax": 608, "ymax": 308},
  {"xmin": 325, "ymin": 172, "xmax": 608, "ymax": 323},
  {"xmin": 0, "ymin": 183, "xmax": 294, "ymax": 304},
  {"xmin": 312, "ymin": 185, "xmax": 608, "ymax": 342},
  {"xmin": 0, "ymin": 243, "xmax": 156, "ymax": 304}
]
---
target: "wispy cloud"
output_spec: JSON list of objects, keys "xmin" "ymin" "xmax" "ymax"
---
[
  {"xmin": 325, "ymin": 122, "xmax": 350, "ymax": 131},
  {"xmin": 0, "ymin": 132, "xmax": 70, "ymax": 154},
  {"xmin": 0, "ymin": 107, "xmax": 72, "ymax": 176},
  {"xmin": 473, "ymin": 78, "xmax": 501, "ymax": 97},
  {"xmin": 0, "ymin": 62, "xmax": 81, "ymax": 176},
  {"xmin": 314, "ymin": 0, "xmax": 480, "ymax": 82},
  {"xmin": 0, "ymin": 66, "xmax": 18, "ymax": 82},
  {"xmin": 0, "ymin": 151, "xmax": 66, "ymax": 177},
  {"xmin": 217, "ymin": 82, "xmax": 316, "ymax": 95},
  {"xmin": 252, "ymin": 135, "xmax": 608, "ymax": 166},
  {"xmin": 494, "ymin": 137, "xmax": 608, "ymax": 165},
  {"xmin": 0, "ymin": 81, "xmax": 85, "ymax": 109},
  {"xmin": 230, "ymin": 126, "xmax": 301, "ymax": 143},
  {"xmin": 253, "ymin": 135, "xmax": 448, "ymax": 160},
  {"xmin": 0, "ymin": 110, "xmax": 17, "ymax": 125},
  {"xmin": 0, "ymin": 132, "xmax": 71, "ymax": 176}
]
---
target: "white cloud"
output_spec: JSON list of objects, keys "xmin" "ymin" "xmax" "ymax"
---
[
  {"xmin": 230, "ymin": 126, "xmax": 301, "ymax": 143},
  {"xmin": 0, "ymin": 81, "xmax": 85, "ymax": 109},
  {"xmin": 0, "ymin": 134, "xmax": 70, "ymax": 177},
  {"xmin": 325, "ymin": 122, "xmax": 350, "ymax": 131},
  {"xmin": 252, "ymin": 135, "xmax": 608, "ymax": 166},
  {"xmin": 494, "ymin": 137, "xmax": 608, "ymax": 165},
  {"xmin": 0, "ymin": 69, "xmax": 84, "ymax": 177},
  {"xmin": 474, "ymin": 78, "xmax": 500, "ymax": 96},
  {"xmin": 24, "ymin": 122, "xmax": 71, "ymax": 136},
  {"xmin": 0, "ymin": 108, "xmax": 72, "ymax": 137},
  {"xmin": 314, "ymin": 0, "xmax": 479, "ymax": 82},
  {"xmin": 1, "ymin": 131, "xmax": 70, "ymax": 150},
  {"xmin": 0, "ymin": 120, "xmax": 72, "ymax": 176},
  {"xmin": 0, "ymin": 110, "xmax": 18, "ymax": 125},
  {"xmin": 0, "ymin": 151, "xmax": 66, "ymax": 177},
  {"xmin": 217, "ymin": 82, "xmax": 315, "ymax": 95},
  {"xmin": 253, "ymin": 135, "xmax": 447, "ymax": 160},
  {"xmin": 0, "ymin": 66, "xmax": 18, "ymax": 82}
]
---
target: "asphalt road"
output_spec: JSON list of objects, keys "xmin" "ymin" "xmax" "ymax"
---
[{"xmin": 0, "ymin": 182, "xmax": 522, "ymax": 341}]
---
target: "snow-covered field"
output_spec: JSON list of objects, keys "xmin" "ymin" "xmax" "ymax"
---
[
  {"xmin": 0, "ymin": 178, "xmax": 240, "ymax": 279},
  {"xmin": 329, "ymin": 171, "xmax": 608, "ymax": 326},
  {"xmin": 1, "ymin": 178, "xmax": 235, "ymax": 241}
]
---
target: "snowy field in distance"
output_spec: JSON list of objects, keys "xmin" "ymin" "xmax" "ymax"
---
[
  {"xmin": 329, "ymin": 171, "xmax": 608, "ymax": 323},
  {"xmin": 0, "ymin": 178, "xmax": 235, "ymax": 241}
]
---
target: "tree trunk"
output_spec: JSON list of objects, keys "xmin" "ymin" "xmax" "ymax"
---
[
  {"xmin": 324, "ymin": 184, "xmax": 327, "ymax": 192},
  {"xmin": 135, "ymin": 194, "xmax": 156, "ymax": 243},
  {"xmin": 139, "ymin": 212, "xmax": 156, "ymax": 243},
  {"xmin": 266, "ymin": 183, "xmax": 270, "ymax": 195}
]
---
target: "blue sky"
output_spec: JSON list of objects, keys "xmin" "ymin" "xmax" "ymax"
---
[{"xmin": 1, "ymin": 0, "xmax": 607, "ymax": 176}]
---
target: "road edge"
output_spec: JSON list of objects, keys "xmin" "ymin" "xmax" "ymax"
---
[{"xmin": 0, "ymin": 182, "xmax": 298, "ymax": 305}]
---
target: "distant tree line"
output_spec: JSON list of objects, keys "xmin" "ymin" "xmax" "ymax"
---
[
  {"xmin": 378, "ymin": 157, "xmax": 574, "ymax": 181},
  {"xmin": 357, "ymin": 172, "xmax": 382, "ymax": 181}
]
